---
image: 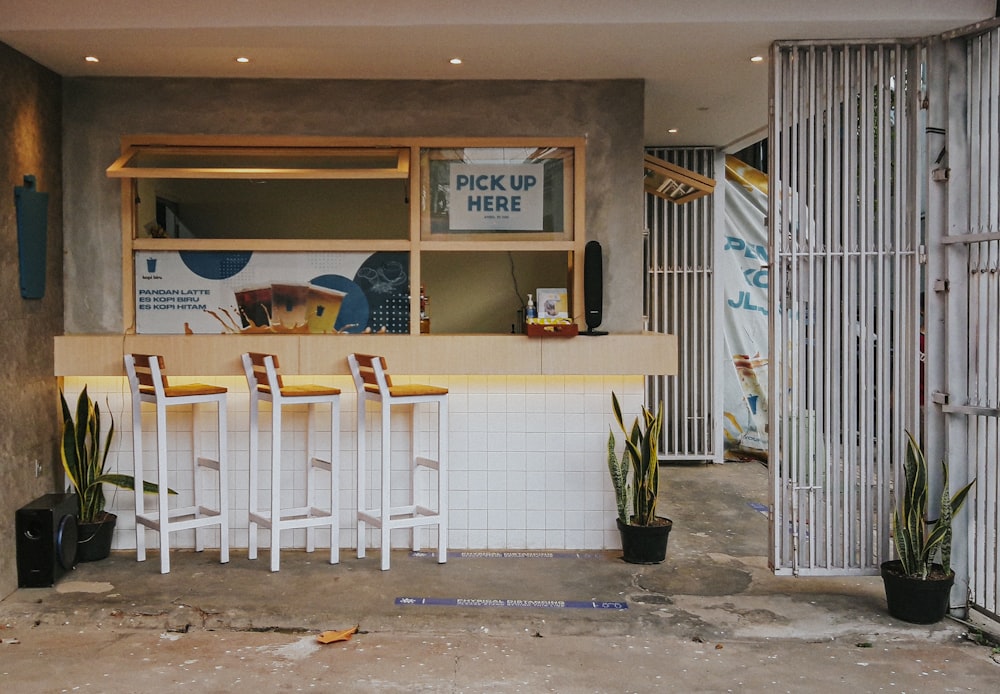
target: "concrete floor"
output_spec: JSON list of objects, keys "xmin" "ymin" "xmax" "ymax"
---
[{"xmin": 2, "ymin": 462, "xmax": 997, "ymax": 692}]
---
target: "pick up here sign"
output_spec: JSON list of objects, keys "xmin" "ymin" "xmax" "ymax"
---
[{"xmin": 449, "ymin": 164, "xmax": 544, "ymax": 231}]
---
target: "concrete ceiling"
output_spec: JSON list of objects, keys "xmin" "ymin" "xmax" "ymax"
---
[{"xmin": 1, "ymin": 1, "xmax": 994, "ymax": 149}]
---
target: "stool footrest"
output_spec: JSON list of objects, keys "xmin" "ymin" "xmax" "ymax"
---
[
  {"xmin": 358, "ymin": 506, "xmax": 442, "ymax": 530},
  {"xmin": 413, "ymin": 456, "xmax": 440, "ymax": 470},
  {"xmin": 310, "ymin": 457, "xmax": 333, "ymax": 472},
  {"xmin": 196, "ymin": 456, "xmax": 221, "ymax": 471},
  {"xmin": 137, "ymin": 506, "xmax": 223, "ymax": 533},
  {"xmin": 250, "ymin": 509, "xmax": 334, "ymax": 531}
]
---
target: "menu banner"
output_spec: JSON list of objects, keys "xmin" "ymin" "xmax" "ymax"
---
[{"xmin": 135, "ymin": 250, "xmax": 410, "ymax": 335}]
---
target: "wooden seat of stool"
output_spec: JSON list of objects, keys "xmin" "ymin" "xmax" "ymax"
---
[
  {"xmin": 266, "ymin": 384, "xmax": 341, "ymax": 397},
  {"xmin": 364, "ymin": 382, "xmax": 449, "ymax": 397},
  {"xmin": 139, "ymin": 383, "xmax": 228, "ymax": 397}
]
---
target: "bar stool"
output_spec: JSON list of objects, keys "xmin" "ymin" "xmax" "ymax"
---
[
  {"xmin": 348, "ymin": 353, "xmax": 448, "ymax": 570},
  {"xmin": 124, "ymin": 354, "xmax": 230, "ymax": 574},
  {"xmin": 242, "ymin": 353, "xmax": 341, "ymax": 571}
]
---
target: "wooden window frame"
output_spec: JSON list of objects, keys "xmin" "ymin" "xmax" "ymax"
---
[{"xmin": 114, "ymin": 135, "xmax": 586, "ymax": 334}]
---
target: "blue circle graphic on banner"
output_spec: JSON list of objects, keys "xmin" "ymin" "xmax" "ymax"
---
[
  {"xmin": 309, "ymin": 274, "xmax": 370, "ymax": 333},
  {"xmin": 353, "ymin": 251, "xmax": 410, "ymax": 333},
  {"xmin": 179, "ymin": 251, "xmax": 252, "ymax": 280}
]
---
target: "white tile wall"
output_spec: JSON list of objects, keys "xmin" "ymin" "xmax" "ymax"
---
[{"xmin": 64, "ymin": 373, "xmax": 646, "ymax": 554}]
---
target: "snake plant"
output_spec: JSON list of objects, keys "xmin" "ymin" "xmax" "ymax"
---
[
  {"xmin": 60, "ymin": 387, "xmax": 168, "ymax": 523},
  {"xmin": 608, "ymin": 392, "xmax": 663, "ymax": 526},
  {"xmin": 890, "ymin": 430, "xmax": 975, "ymax": 579}
]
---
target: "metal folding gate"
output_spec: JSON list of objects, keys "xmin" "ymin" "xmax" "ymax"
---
[
  {"xmin": 644, "ymin": 147, "xmax": 720, "ymax": 462},
  {"xmin": 769, "ymin": 41, "xmax": 923, "ymax": 575},
  {"xmin": 925, "ymin": 22, "xmax": 1000, "ymax": 621}
]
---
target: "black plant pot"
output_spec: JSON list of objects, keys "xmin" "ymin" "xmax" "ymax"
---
[
  {"xmin": 616, "ymin": 517, "xmax": 672, "ymax": 564},
  {"xmin": 880, "ymin": 559, "xmax": 955, "ymax": 624},
  {"xmin": 76, "ymin": 513, "xmax": 117, "ymax": 563}
]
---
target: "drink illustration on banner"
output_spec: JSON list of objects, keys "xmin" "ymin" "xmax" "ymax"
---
[
  {"xmin": 270, "ymin": 283, "xmax": 310, "ymax": 329},
  {"xmin": 306, "ymin": 285, "xmax": 347, "ymax": 333},
  {"xmin": 234, "ymin": 285, "xmax": 272, "ymax": 329}
]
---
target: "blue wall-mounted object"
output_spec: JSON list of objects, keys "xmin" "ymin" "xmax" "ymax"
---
[{"xmin": 14, "ymin": 174, "xmax": 49, "ymax": 299}]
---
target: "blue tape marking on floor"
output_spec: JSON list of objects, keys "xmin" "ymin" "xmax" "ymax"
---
[
  {"xmin": 395, "ymin": 597, "xmax": 628, "ymax": 610},
  {"xmin": 410, "ymin": 551, "xmax": 606, "ymax": 559}
]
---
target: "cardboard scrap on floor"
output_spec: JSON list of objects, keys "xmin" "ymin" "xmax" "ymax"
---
[{"xmin": 316, "ymin": 625, "xmax": 359, "ymax": 644}]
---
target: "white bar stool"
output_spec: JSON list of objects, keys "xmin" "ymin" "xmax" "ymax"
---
[
  {"xmin": 124, "ymin": 354, "xmax": 230, "ymax": 574},
  {"xmin": 242, "ymin": 352, "xmax": 341, "ymax": 571},
  {"xmin": 348, "ymin": 353, "xmax": 448, "ymax": 570}
]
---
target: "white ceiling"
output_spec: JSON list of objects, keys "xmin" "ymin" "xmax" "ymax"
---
[{"xmin": 1, "ymin": 1, "xmax": 994, "ymax": 148}]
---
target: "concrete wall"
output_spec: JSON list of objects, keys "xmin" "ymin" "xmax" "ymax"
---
[
  {"xmin": 0, "ymin": 42, "xmax": 63, "ymax": 597},
  {"xmin": 62, "ymin": 77, "xmax": 645, "ymax": 335}
]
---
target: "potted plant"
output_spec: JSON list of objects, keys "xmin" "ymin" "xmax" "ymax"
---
[
  {"xmin": 608, "ymin": 391, "xmax": 671, "ymax": 563},
  {"xmin": 60, "ymin": 387, "xmax": 167, "ymax": 562},
  {"xmin": 881, "ymin": 430, "xmax": 976, "ymax": 624}
]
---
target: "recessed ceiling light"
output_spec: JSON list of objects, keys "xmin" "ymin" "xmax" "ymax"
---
[
  {"xmin": 449, "ymin": 58, "xmax": 463, "ymax": 65},
  {"xmin": 750, "ymin": 55, "xmax": 764, "ymax": 63},
  {"xmin": 667, "ymin": 128, "xmax": 678, "ymax": 134},
  {"xmin": 236, "ymin": 57, "xmax": 250, "ymax": 64},
  {"xmin": 84, "ymin": 56, "xmax": 99, "ymax": 63}
]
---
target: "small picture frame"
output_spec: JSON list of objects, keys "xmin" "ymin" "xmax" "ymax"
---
[{"xmin": 536, "ymin": 287, "xmax": 569, "ymax": 319}]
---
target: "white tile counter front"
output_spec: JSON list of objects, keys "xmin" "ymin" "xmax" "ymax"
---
[{"xmin": 56, "ymin": 333, "xmax": 676, "ymax": 553}]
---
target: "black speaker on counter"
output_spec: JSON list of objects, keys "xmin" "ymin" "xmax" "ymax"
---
[
  {"xmin": 583, "ymin": 240, "xmax": 607, "ymax": 335},
  {"xmin": 16, "ymin": 493, "xmax": 78, "ymax": 588}
]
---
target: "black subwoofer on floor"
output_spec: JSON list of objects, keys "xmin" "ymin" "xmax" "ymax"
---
[{"xmin": 16, "ymin": 492, "xmax": 79, "ymax": 587}]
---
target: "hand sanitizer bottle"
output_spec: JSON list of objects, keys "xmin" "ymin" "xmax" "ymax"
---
[{"xmin": 526, "ymin": 293, "xmax": 537, "ymax": 320}]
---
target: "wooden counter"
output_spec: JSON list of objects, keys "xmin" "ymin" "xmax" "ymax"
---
[{"xmin": 54, "ymin": 333, "xmax": 677, "ymax": 377}]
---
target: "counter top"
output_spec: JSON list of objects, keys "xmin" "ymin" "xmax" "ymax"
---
[{"xmin": 54, "ymin": 333, "xmax": 677, "ymax": 376}]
